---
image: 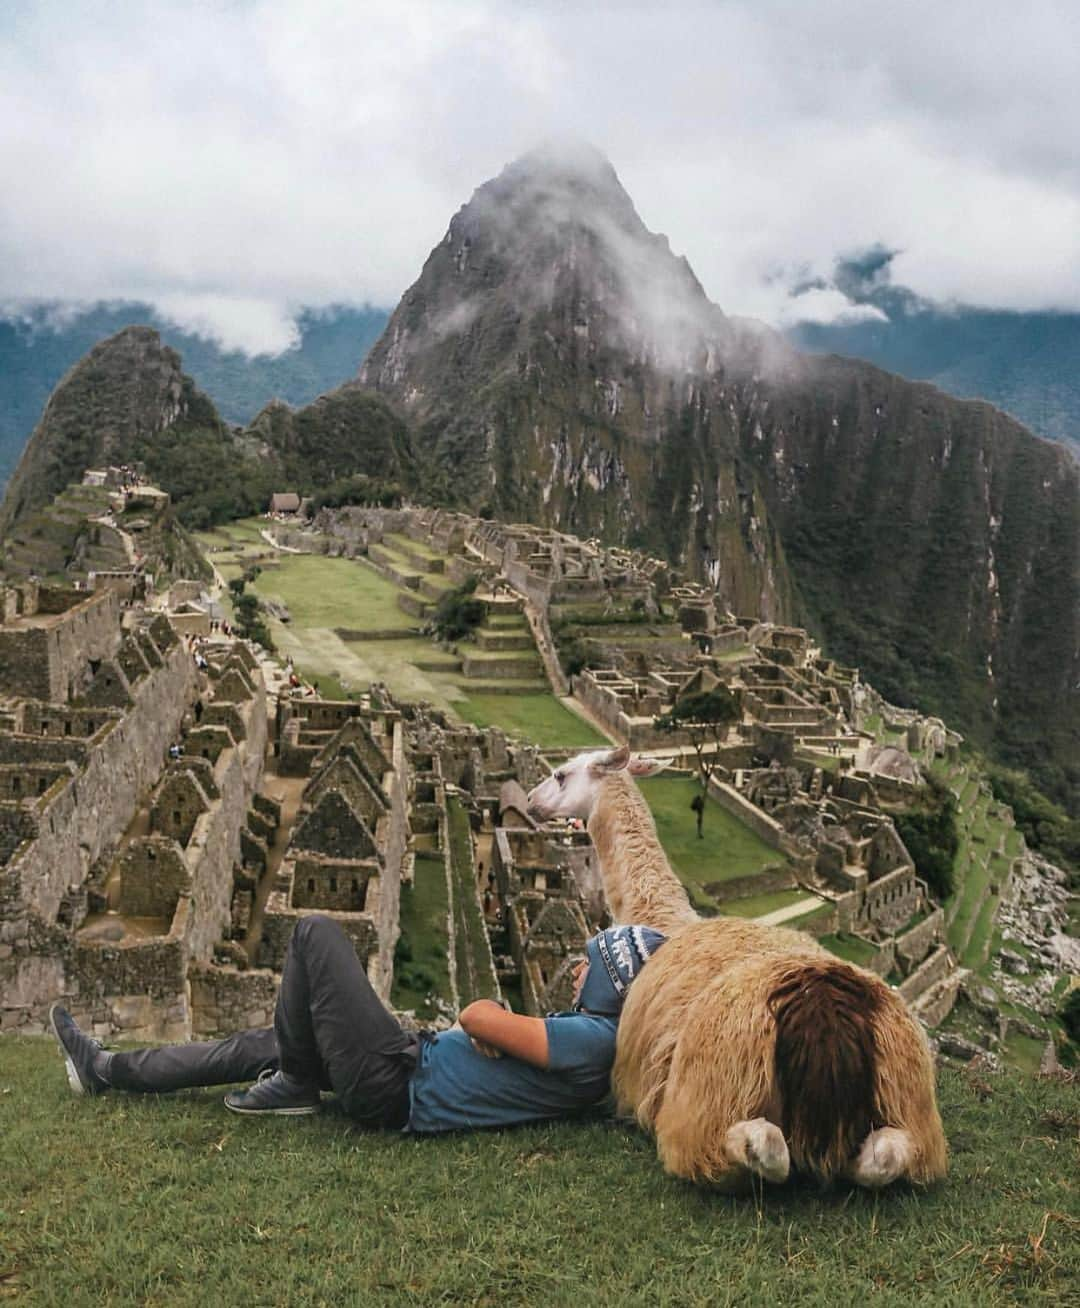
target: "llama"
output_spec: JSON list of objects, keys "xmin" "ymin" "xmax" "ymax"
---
[{"xmin": 527, "ymin": 745, "xmax": 948, "ymax": 1191}]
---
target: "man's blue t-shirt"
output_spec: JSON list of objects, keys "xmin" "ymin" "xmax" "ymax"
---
[{"xmin": 406, "ymin": 1012, "xmax": 618, "ymax": 1133}]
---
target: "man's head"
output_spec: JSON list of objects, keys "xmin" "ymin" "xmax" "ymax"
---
[{"xmin": 575, "ymin": 925, "xmax": 667, "ymax": 1016}]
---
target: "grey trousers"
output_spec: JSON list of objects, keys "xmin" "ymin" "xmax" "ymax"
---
[{"xmin": 107, "ymin": 915, "xmax": 417, "ymax": 1127}]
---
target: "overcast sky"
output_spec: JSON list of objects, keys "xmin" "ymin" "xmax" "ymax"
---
[{"xmin": 1, "ymin": 0, "xmax": 1078, "ymax": 353}]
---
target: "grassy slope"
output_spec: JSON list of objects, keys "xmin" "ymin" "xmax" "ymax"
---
[
  {"xmin": 638, "ymin": 775, "xmax": 781, "ymax": 907},
  {"xmin": 391, "ymin": 853, "xmax": 452, "ymax": 1020},
  {"xmin": 455, "ymin": 693, "xmax": 607, "ymax": 748},
  {"xmin": 194, "ymin": 525, "xmax": 602, "ymax": 746},
  {"xmin": 2, "ymin": 1039, "xmax": 1077, "ymax": 1305},
  {"xmin": 447, "ymin": 797, "xmax": 499, "ymax": 1006}
]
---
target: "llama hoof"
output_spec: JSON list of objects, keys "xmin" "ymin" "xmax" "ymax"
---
[
  {"xmin": 849, "ymin": 1128, "xmax": 912, "ymax": 1189},
  {"xmin": 727, "ymin": 1118, "xmax": 790, "ymax": 1184}
]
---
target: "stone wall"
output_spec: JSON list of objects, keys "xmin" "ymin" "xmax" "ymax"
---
[
  {"xmin": 857, "ymin": 864, "xmax": 918, "ymax": 932},
  {"xmin": 182, "ymin": 685, "xmax": 267, "ymax": 966},
  {"xmin": 895, "ymin": 906, "xmax": 943, "ymax": 970},
  {"xmin": 0, "ymin": 638, "xmax": 197, "ymax": 1033},
  {"xmin": 371, "ymin": 717, "xmax": 409, "ymax": 998},
  {"xmin": 899, "ymin": 943, "xmax": 953, "ymax": 1005},
  {"xmin": 114, "ymin": 838, "xmax": 189, "ymax": 918},
  {"xmin": 17, "ymin": 702, "xmax": 121, "ymax": 739},
  {"xmin": 708, "ymin": 865, "xmax": 797, "ymax": 903},
  {"xmin": 0, "ymin": 588, "xmax": 119, "ymax": 702},
  {"xmin": 290, "ymin": 857, "xmax": 375, "ymax": 911},
  {"xmin": 189, "ymin": 961, "xmax": 279, "ymax": 1038},
  {"xmin": 709, "ymin": 779, "xmax": 787, "ymax": 850},
  {"xmin": 66, "ymin": 897, "xmax": 192, "ymax": 1041}
]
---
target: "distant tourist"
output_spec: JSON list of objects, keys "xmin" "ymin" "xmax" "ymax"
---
[{"xmin": 49, "ymin": 919, "xmax": 665, "ymax": 1134}]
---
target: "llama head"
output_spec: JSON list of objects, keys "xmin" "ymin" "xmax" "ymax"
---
[{"xmin": 527, "ymin": 745, "xmax": 669, "ymax": 821}]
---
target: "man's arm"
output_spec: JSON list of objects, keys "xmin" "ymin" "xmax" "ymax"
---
[{"xmin": 458, "ymin": 1000, "xmax": 550, "ymax": 1068}]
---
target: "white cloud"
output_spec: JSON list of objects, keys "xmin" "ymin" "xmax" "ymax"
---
[
  {"xmin": 0, "ymin": 0, "xmax": 1077, "ymax": 352},
  {"xmin": 773, "ymin": 289, "xmax": 888, "ymax": 328}
]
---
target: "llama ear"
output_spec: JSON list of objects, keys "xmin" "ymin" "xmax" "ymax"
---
[
  {"xmin": 590, "ymin": 744, "xmax": 631, "ymax": 774},
  {"xmin": 627, "ymin": 754, "xmax": 670, "ymax": 779}
]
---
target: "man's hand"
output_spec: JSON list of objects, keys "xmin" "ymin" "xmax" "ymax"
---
[
  {"xmin": 469, "ymin": 1037, "xmax": 503, "ymax": 1058},
  {"xmin": 458, "ymin": 1000, "xmax": 550, "ymax": 1068}
]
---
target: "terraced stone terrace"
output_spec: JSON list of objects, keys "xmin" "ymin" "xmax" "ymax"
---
[
  {"xmin": 939, "ymin": 758, "xmax": 1023, "ymax": 970},
  {"xmin": 194, "ymin": 520, "xmax": 605, "ymax": 748}
]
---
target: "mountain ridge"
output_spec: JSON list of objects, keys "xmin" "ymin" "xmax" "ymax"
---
[{"xmin": 357, "ymin": 147, "xmax": 1079, "ymax": 811}]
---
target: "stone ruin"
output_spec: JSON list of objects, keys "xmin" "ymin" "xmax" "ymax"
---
[{"xmin": 0, "ymin": 581, "xmax": 270, "ymax": 1039}]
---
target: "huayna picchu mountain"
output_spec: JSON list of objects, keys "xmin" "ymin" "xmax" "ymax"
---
[{"xmin": 360, "ymin": 145, "xmax": 1078, "ymax": 810}]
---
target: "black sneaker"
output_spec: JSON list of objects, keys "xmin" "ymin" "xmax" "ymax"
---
[
  {"xmin": 224, "ymin": 1069, "xmax": 320, "ymax": 1116},
  {"xmin": 49, "ymin": 1004, "xmax": 110, "ymax": 1096}
]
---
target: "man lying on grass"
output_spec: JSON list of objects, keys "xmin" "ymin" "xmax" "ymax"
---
[{"xmin": 49, "ymin": 915, "xmax": 665, "ymax": 1133}]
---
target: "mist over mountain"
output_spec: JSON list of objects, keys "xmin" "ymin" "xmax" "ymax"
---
[
  {"xmin": 359, "ymin": 146, "xmax": 1079, "ymax": 811},
  {"xmin": 1, "ymin": 147, "xmax": 1075, "ymax": 811},
  {"xmin": 0, "ymin": 302, "xmax": 389, "ymax": 489},
  {"xmin": 787, "ymin": 249, "xmax": 1080, "ymax": 455}
]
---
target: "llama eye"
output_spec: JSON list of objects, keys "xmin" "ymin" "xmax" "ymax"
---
[{"xmin": 554, "ymin": 771, "xmax": 565, "ymax": 785}]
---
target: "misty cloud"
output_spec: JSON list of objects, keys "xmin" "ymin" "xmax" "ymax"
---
[{"xmin": 1, "ymin": 1, "xmax": 1077, "ymax": 353}]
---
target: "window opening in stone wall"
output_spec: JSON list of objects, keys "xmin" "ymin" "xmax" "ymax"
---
[
  {"xmin": 12, "ymin": 776, "xmax": 20, "ymax": 794},
  {"xmin": 38, "ymin": 777, "xmax": 48, "ymax": 794},
  {"xmin": 308, "ymin": 878, "xmax": 315, "ymax": 893},
  {"xmin": 330, "ymin": 877, "xmax": 337, "ymax": 892},
  {"xmin": 64, "ymin": 720, "xmax": 71, "ymax": 735}
]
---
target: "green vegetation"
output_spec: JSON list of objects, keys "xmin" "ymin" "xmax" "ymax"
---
[
  {"xmin": 429, "ymin": 574, "xmax": 486, "ymax": 641},
  {"xmin": 638, "ymin": 775, "xmax": 781, "ymax": 909},
  {"xmin": 654, "ymin": 688, "xmax": 740, "ymax": 834},
  {"xmin": 894, "ymin": 772, "xmax": 959, "ymax": 900},
  {"xmin": 309, "ymin": 473, "xmax": 404, "ymax": 512},
  {"xmin": 455, "ymin": 694, "xmax": 606, "ymax": 748},
  {"xmin": 392, "ymin": 853, "xmax": 452, "ymax": 1019},
  {"xmin": 720, "ymin": 888, "xmax": 807, "ymax": 919},
  {"xmin": 3, "ymin": 1039, "xmax": 1077, "ymax": 1305},
  {"xmin": 252, "ymin": 555, "xmax": 416, "ymax": 631},
  {"xmin": 446, "ymin": 797, "xmax": 498, "ymax": 1006},
  {"xmin": 986, "ymin": 764, "xmax": 1080, "ymax": 887},
  {"xmin": 818, "ymin": 933, "xmax": 880, "ymax": 968},
  {"xmin": 1060, "ymin": 988, "xmax": 1080, "ymax": 1045}
]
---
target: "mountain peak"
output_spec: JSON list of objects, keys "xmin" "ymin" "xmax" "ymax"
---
[
  {"xmin": 359, "ymin": 145, "xmax": 733, "ymax": 412},
  {"xmin": 0, "ymin": 326, "xmax": 218, "ymax": 538}
]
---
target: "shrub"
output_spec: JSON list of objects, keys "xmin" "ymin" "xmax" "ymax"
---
[
  {"xmin": 893, "ymin": 773, "xmax": 959, "ymax": 900},
  {"xmin": 1060, "ymin": 989, "xmax": 1080, "ymax": 1045},
  {"xmin": 430, "ymin": 575, "xmax": 486, "ymax": 642}
]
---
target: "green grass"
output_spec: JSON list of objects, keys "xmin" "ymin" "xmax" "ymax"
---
[
  {"xmin": 1003, "ymin": 1031, "xmax": 1050, "ymax": 1075},
  {"xmin": 819, "ymin": 933, "xmax": 880, "ymax": 967},
  {"xmin": 454, "ymin": 694, "xmax": 607, "ymax": 748},
  {"xmin": 384, "ymin": 532, "xmax": 442, "ymax": 561},
  {"xmin": 3, "ymin": 1042, "xmax": 1078, "ymax": 1305},
  {"xmin": 720, "ymin": 888, "xmax": 807, "ymax": 919},
  {"xmin": 253, "ymin": 555, "xmax": 416, "ymax": 630},
  {"xmin": 637, "ymin": 775, "xmax": 782, "ymax": 909},
  {"xmin": 392, "ymin": 853, "xmax": 452, "ymax": 1019},
  {"xmin": 447, "ymin": 797, "xmax": 499, "ymax": 1006}
]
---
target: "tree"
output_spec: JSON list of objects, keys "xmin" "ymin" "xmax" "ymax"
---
[
  {"xmin": 654, "ymin": 687, "xmax": 740, "ymax": 836},
  {"xmin": 1060, "ymin": 988, "xmax": 1080, "ymax": 1046},
  {"xmin": 430, "ymin": 575, "xmax": 486, "ymax": 642},
  {"xmin": 893, "ymin": 773, "xmax": 959, "ymax": 900}
]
